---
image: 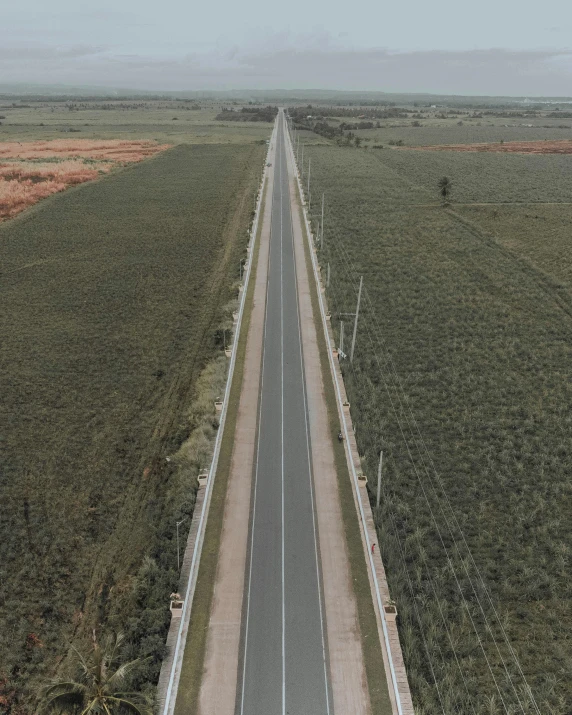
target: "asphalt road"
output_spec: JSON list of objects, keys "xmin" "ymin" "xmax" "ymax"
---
[{"xmin": 237, "ymin": 112, "xmax": 332, "ymax": 714}]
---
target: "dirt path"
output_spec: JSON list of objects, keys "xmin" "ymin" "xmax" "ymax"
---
[{"xmin": 196, "ymin": 134, "xmax": 276, "ymax": 715}]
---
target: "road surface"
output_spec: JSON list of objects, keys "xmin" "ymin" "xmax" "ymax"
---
[{"xmin": 237, "ymin": 111, "xmax": 332, "ymax": 714}]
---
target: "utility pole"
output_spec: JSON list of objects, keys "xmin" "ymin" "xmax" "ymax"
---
[
  {"xmin": 307, "ymin": 158, "xmax": 311, "ymax": 197},
  {"xmin": 321, "ymin": 193, "xmax": 325, "ymax": 250},
  {"xmin": 327, "ymin": 262, "xmax": 330, "ymax": 288},
  {"xmin": 301, "ymin": 144, "xmax": 304, "ymax": 174},
  {"xmin": 296, "ymin": 135, "xmax": 299, "ymax": 163},
  {"xmin": 350, "ymin": 275, "xmax": 363, "ymax": 363},
  {"xmin": 376, "ymin": 450, "xmax": 383, "ymax": 509},
  {"xmin": 340, "ymin": 321, "xmax": 344, "ymax": 355}
]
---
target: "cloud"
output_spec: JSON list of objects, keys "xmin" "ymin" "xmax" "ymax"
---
[
  {"xmin": 0, "ymin": 45, "xmax": 105, "ymax": 62},
  {"xmin": 232, "ymin": 47, "xmax": 572, "ymax": 95},
  {"xmin": 1, "ymin": 43, "xmax": 572, "ymax": 95}
]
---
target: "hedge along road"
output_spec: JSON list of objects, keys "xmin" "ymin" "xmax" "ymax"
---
[{"xmin": 237, "ymin": 110, "xmax": 332, "ymax": 713}]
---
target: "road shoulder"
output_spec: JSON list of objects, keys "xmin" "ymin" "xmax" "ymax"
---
[{"xmin": 285, "ymin": 124, "xmax": 378, "ymax": 715}]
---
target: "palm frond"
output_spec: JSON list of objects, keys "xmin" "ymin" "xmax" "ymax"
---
[
  {"xmin": 104, "ymin": 660, "xmax": 141, "ymax": 692},
  {"xmin": 106, "ymin": 696, "xmax": 153, "ymax": 715},
  {"xmin": 39, "ymin": 685, "xmax": 85, "ymax": 714},
  {"xmin": 71, "ymin": 645, "xmax": 93, "ymax": 685}
]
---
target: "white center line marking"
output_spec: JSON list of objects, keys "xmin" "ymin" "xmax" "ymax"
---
[
  {"xmin": 286, "ymin": 120, "xmax": 332, "ymax": 715},
  {"xmin": 279, "ymin": 115, "xmax": 286, "ymax": 715}
]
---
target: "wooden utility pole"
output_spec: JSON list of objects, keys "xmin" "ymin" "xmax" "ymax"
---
[
  {"xmin": 350, "ymin": 276, "xmax": 363, "ymax": 363},
  {"xmin": 376, "ymin": 451, "xmax": 383, "ymax": 509},
  {"xmin": 320, "ymin": 193, "xmax": 325, "ymax": 249}
]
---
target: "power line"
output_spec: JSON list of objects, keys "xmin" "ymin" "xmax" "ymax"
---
[{"xmin": 324, "ymin": 230, "xmax": 532, "ymax": 713}]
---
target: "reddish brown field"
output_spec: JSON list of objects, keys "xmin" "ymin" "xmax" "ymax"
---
[
  {"xmin": 408, "ymin": 139, "xmax": 572, "ymax": 154},
  {"xmin": 0, "ymin": 140, "xmax": 170, "ymax": 220}
]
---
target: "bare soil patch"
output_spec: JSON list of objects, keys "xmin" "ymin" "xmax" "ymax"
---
[
  {"xmin": 0, "ymin": 139, "xmax": 170, "ymax": 220},
  {"xmin": 408, "ymin": 139, "xmax": 572, "ymax": 154}
]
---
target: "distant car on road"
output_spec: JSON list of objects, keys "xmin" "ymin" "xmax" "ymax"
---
[{"xmin": 266, "ymin": 162, "xmax": 272, "ymax": 167}]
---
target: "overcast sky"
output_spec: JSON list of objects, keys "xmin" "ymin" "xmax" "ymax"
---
[{"xmin": 2, "ymin": 0, "xmax": 572, "ymax": 95}]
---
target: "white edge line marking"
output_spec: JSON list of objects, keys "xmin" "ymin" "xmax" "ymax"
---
[
  {"xmin": 162, "ymin": 121, "xmax": 278, "ymax": 715},
  {"xmin": 283, "ymin": 117, "xmax": 405, "ymax": 715},
  {"xmin": 286, "ymin": 121, "xmax": 332, "ymax": 713},
  {"xmin": 279, "ymin": 117, "xmax": 287, "ymax": 715},
  {"xmin": 239, "ymin": 126, "xmax": 277, "ymax": 715}
]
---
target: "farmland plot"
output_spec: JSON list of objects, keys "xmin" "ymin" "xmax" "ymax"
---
[
  {"xmin": 375, "ymin": 147, "xmax": 572, "ymax": 204},
  {"xmin": 301, "ymin": 143, "xmax": 572, "ymax": 714},
  {"xmin": 0, "ymin": 142, "xmax": 264, "ymax": 703},
  {"xmin": 0, "ymin": 140, "xmax": 170, "ymax": 220}
]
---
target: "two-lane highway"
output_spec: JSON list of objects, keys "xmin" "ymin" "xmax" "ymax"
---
[{"xmin": 237, "ymin": 111, "xmax": 332, "ymax": 714}]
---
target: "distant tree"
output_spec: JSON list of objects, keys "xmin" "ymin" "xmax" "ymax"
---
[
  {"xmin": 438, "ymin": 176, "xmax": 452, "ymax": 203},
  {"xmin": 38, "ymin": 632, "xmax": 152, "ymax": 715},
  {"xmin": 354, "ymin": 136, "xmax": 362, "ymax": 147}
]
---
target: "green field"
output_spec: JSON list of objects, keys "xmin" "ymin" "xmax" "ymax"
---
[
  {"xmin": 0, "ymin": 99, "xmax": 272, "ymax": 144},
  {"xmin": 298, "ymin": 138, "xmax": 572, "ymax": 714},
  {"xmin": 290, "ymin": 103, "xmax": 572, "ymax": 148},
  {"xmin": 353, "ymin": 121, "xmax": 572, "ymax": 148},
  {"xmin": 0, "ymin": 141, "xmax": 265, "ymax": 705}
]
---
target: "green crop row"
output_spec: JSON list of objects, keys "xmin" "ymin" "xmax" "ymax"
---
[
  {"xmin": 0, "ymin": 142, "xmax": 264, "ymax": 707},
  {"xmin": 300, "ymin": 142, "xmax": 572, "ymax": 714}
]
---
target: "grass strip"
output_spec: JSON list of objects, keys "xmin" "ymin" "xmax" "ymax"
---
[
  {"xmin": 296, "ymin": 185, "xmax": 393, "ymax": 715},
  {"xmin": 173, "ymin": 181, "xmax": 267, "ymax": 715}
]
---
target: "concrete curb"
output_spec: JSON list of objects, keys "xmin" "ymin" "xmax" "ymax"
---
[{"xmin": 284, "ymin": 122, "xmax": 415, "ymax": 715}]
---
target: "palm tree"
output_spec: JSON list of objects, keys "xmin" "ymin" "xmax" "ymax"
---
[
  {"xmin": 438, "ymin": 176, "xmax": 452, "ymax": 203},
  {"xmin": 39, "ymin": 633, "xmax": 152, "ymax": 715}
]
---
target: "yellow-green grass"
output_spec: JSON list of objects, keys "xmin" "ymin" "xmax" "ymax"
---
[{"xmin": 0, "ymin": 101, "xmax": 272, "ymax": 144}]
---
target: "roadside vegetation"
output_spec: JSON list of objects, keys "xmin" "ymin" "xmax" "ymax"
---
[
  {"xmin": 39, "ymin": 632, "xmax": 152, "ymax": 715},
  {"xmin": 0, "ymin": 141, "xmax": 265, "ymax": 710},
  {"xmin": 297, "ymin": 130, "xmax": 572, "ymax": 713},
  {"xmin": 215, "ymin": 105, "xmax": 278, "ymax": 122}
]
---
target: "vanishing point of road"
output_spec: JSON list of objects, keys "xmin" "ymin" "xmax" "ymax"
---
[
  {"xmin": 170, "ymin": 108, "xmax": 392, "ymax": 715},
  {"xmin": 237, "ymin": 110, "xmax": 332, "ymax": 714}
]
